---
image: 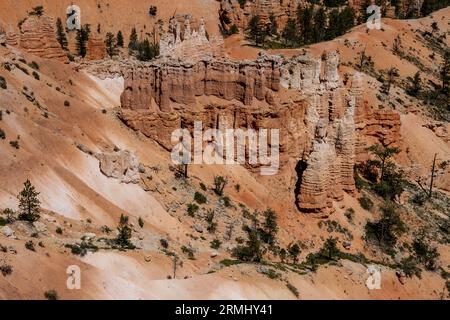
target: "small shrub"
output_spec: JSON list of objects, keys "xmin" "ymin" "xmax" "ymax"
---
[
  {"xmin": 138, "ymin": 217, "xmax": 144, "ymax": 228},
  {"xmin": 64, "ymin": 100, "xmax": 70, "ymax": 107},
  {"xmin": 286, "ymin": 282, "xmax": 299, "ymax": 298},
  {"xmin": 187, "ymin": 203, "xmax": 199, "ymax": 217},
  {"xmin": 344, "ymin": 208, "xmax": 355, "ymax": 222},
  {"xmin": 213, "ymin": 176, "xmax": 228, "ymax": 196},
  {"xmin": 358, "ymin": 195, "xmax": 373, "ymax": 211},
  {"xmin": 160, "ymin": 238, "xmax": 169, "ymax": 249},
  {"xmin": 32, "ymin": 71, "xmax": 40, "ymax": 80},
  {"xmin": 25, "ymin": 240, "xmax": 35, "ymax": 251},
  {"xmin": 199, "ymin": 182, "xmax": 207, "ymax": 191},
  {"xmin": 181, "ymin": 245, "xmax": 195, "ymax": 259},
  {"xmin": 0, "ymin": 76, "xmax": 7, "ymax": 89},
  {"xmin": 0, "ymin": 128, "xmax": 5, "ymax": 139},
  {"xmin": 210, "ymin": 239, "xmax": 222, "ymax": 249},
  {"xmin": 221, "ymin": 196, "xmax": 232, "ymax": 207},
  {"xmin": 194, "ymin": 192, "xmax": 207, "ymax": 204},
  {"xmin": 44, "ymin": 290, "xmax": 58, "ymax": 300},
  {"xmin": 56, "ymin": 227, "xmax": 63, "ymax": 234},
  {"xmin": 9, "ymin": 140, "xmax": 19, "ymax": 149},
  {"xmin": 100, "ymin": 225, "xmax": 112, "ymax": 234},
  {"xmin": 0, "ymin": 264, "xmax": 13, "ymax": 276},
  {"xmin": 28, "ymin": 61, "xmax": 39, "ymax": 70},
  {"xmin": 399, "ymin": 256, "xmax": 422, "ymax": 278},
  {"xmin": 220, "ymin": 259, "xmax": 241, "ymax": 267}
]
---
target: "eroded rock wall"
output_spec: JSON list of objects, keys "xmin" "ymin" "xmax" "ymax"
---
[
  {"xmin": 118, "ymin": 52, "xmax": 401, "ymax": 214},
  {"xmin": 18, "ymin": 15, "xmax": 67, "ymax": 62}
]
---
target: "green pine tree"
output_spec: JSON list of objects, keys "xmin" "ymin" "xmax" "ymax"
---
[
  {"xmin": 18, "ymin": 180, "xmax": 41, "ymax": 222},
  {"xmin": 117, "ymin": 30, "xmax": 124, "ymax": 47},
  {"xmin": 55, "ymin": 18, "xmax": 68, "ymax": 50},
  {"xmin": 105, "ymin": 32, "xmax": 117, "ymax": 57},
  {"xmin": 128, "ymin": 27, "xmax": 138, "ymax": 54},
  {"xmin": 76, "ymin": 24, "xmax": 90, "ymax": 57}
]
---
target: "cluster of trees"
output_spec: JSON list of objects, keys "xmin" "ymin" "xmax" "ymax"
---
[
  {"xmin": 247, "ymin": 4, "xmax": 356, "ymax": 48},
  {"xmin": 282, "ymin": 4, "xmax": 355, "ymax": 46},
  {"xmin": 55, "ymin": 19, "xmax": 158, "ymax": 61},
  {"xmin": 232, "ymin": 209, "xmax": 279, "ymax": 262},
  {"xmin": 359, "ymin": 144, "xmax": 406, "ymax": 201},
  {"xmin": 128, "ymin": 27, "xmax": 159, "ymax": 61}
]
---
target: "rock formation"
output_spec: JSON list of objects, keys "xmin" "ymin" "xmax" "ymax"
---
[
  {"xmin": 85, "ymin": 35, "xmax": 107, "ymax": 60},
  {"xmin": 117, "ymin": 51, "xmax": 401, "ymax": 214},
  {"xmin": 18, "ymin": 15, "xmax": 67, "ymax": 62},
  {"xmin": 160, "ymin": 16, "xmax": 225, "ymax": 60}
]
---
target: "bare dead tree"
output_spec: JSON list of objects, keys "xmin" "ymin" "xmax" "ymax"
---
[{"xmin": 417, "ymin": 153, "xmax": 438, "ymax": 199}]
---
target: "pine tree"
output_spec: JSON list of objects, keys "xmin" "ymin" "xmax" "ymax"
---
[
  {"xmin": 269, "ymin": 12, "xmax": 278, "ymax": 36},
  {"xmin": 17, "ymin": 180, "xmax": 41, "ymax": 222},
  {"xmin": 115, "ymin": 214, "xmax": 134, "ymax": 249},
  {"xmin": 105, "ymin": 32, "xmax": 117, "ymax": 57},
  {"xmin": 248, "ymin": 15, "xmax": 264, "ymax": 46},
  {"xmin": 297, "ymin": 4, "xmax": 314, "ymax": 44},
  {"xmin": 282, "ymin": 18, "xmax": 298, "ymax": 47},
  {"xmin": 440, "ymin": 51, "xmax": 450, "ymax": 95},
  {"xmin": 76, "ymin": 24, "xmax": 90, "ymax": 57},
  {"xmin": 382, "ymin": 67, "xmax": 399, "ymax": 96},
  {"xmin": 117, "ymin": 30, "xmax": 124, "ymax": 47},
  {"xmin": 313, "ymin": 7, "xmax": 326, "ymax": 43},
  {"xmin": 55, "ymin": 18, "xmax": 68, "ymax": 50},
  {"xmin": 406, "ymin": 71, "xmax": 421, "ymax": 97},
  {"xmin": 128, "ymin": 27, "xmax": 138, "ymax": 54},
  {"xmin": 326, "ymin": 9, "xmax": 340, "ymax": 40}
]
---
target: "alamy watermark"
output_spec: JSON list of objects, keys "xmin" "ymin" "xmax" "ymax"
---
[
  {"xmin": 66, "ymin": 265, "xmax": 81, "ymax": 290},
  {"xmin": 66, "ymin": 5, "xmax": 81, "ymax": 30},
  {"xmin": 366, "ymin": 265, "xmax": 381, "ymax": 290},
  {"xmin": 171, "ymin": 121, "xmax": 280, "ymax": 176},
  {"xmin": 366, "ymin": 5, "xmax": 382, "ymax": 30}
]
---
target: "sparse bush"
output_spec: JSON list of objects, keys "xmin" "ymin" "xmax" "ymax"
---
[
  {"xmin": 358, "ymin": 195, "xmax": 373, "ymax": 211},
  {"xmin": 206, "ymin": 210, "xmax": 217, "ymax": 233},
  {"xmin": 28, "ymin": 61, "xmax": 39, "ymax": 70},
  {"xmin": 44, "ymin": 290, "xmax": 58, "ymax": 300},
  {"xmin": 0, "ymin": 76, "xmax": 7, "ymax": 89},
  {"xmin": 64, "ymin": 100, "xmax": 70, "ymax": 107},
  {"xmin": 65, "ymin": 241, "xmax": 98, "ymax": 256},
  {"xmin": 412, "ymin": 238, "xmax": 439, "ymax": 271},
  {"xmin": 32, "ymin": 71, "xmax": 41, "ymax": 80},
  {"xmin": 115, "ymin": 214, "xmax": 135, "ymax": 249},
  {"xmin": 25, "ymin": 240, "xmax": 35, "ymax": 251},
  {"xmin": 100, "ymin": 225, "xmax": 112, "ymax": 234},
  {"xmin": 199, "ymin": 182, "xmax": 207, "ymax": 191},
  {"xmin": 138, "ymin": 217, "xmax": 144, "ymax": 228},
  {"xmin": 56, "ymin": 227, "xmax": 63, "ymax": 234},
  {"xmin": 234, "ymin": 184, "xmax": 241, "ymax": 192},
  {"xmin": 213, "ymin": 176, "xmax": 228, "ymax": 196},
  {"xmin": 232, "ymin": 230, "xmax": 262, "ymax": 262},
  {"xmin": 181, "ymin": 245, "xmax": 195, "ymax": 259},
  {"xmin": 160, "ymin": 238, "xmax": 169, "ymax": 249},
  {"xmin": 286, "ymin": 282, "xmax": 299, "ymax": 298},
  {"xmin": 194, "ymin": 192, "xmax": 207, "ymax": 204},
  {"xmin": 210, "ymin": 239, "xmax": 222, "ymax": 249},
  {"xmin": 187, "ymin": 203, "xmax": 199, "ymax": 217},
  {"xmin": 148, "ymin": 6, "xmax": 157, "ymax": 16},
  {"xmin": 0, "ymin": 264, "xmax": 13, "ymax": 276},
  {"xmin": 344, "ymin": 208, "xmax": 355, "ymax": 222},
  {"xmin": 399, "ymin": 256, "xmax": 422, "ymax": 278},
  {"xmin": 9, "ymin": 140, "xmax": 19, "ymax": 149},
  {"xmin": 221, "ymin": 196, "xmax": 232, "ymax": 208},
  {"xmin": 365, "ymin": 202, "xmax": 406, "ymax": 251}
]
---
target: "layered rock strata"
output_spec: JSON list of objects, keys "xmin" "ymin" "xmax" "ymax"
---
[{"xmin": 118, "ymin": 51, "xmax": 401, "ymax": 213}]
